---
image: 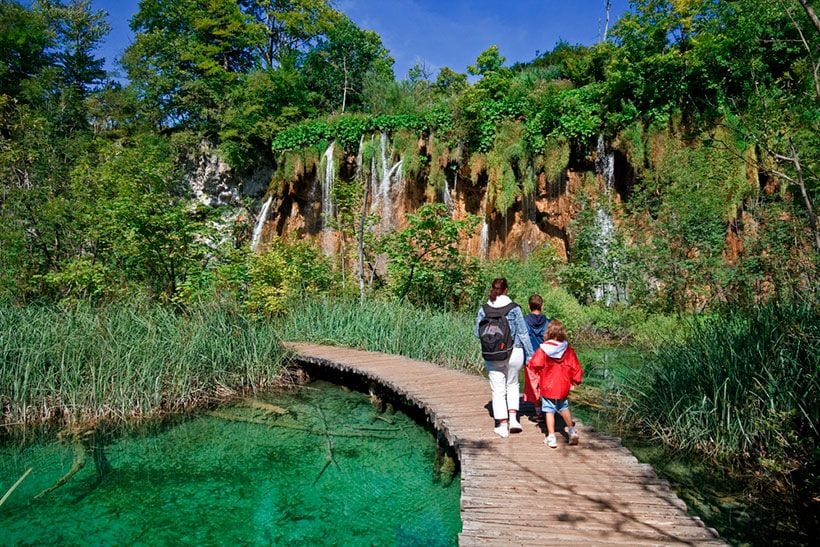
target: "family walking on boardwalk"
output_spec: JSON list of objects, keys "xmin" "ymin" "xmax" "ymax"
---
[{"xmin": 474, "ymin": 277, "xmax": 583, "ymax": 447}]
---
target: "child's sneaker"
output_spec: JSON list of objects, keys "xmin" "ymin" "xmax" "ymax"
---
[
  {"xmin": 493, "ymin": 424, "xmax": 509, "ymax": 438},
  {"xmin": 508, "ymin": 416, "xmax": 522, "ymax": 433},
  {"xmin": 565, "ymin": 426, "xmax": 579, "ymax": 445},
  {"xmin": 544, "ymin": 434, "xmax": 557, "ymax": 448}
]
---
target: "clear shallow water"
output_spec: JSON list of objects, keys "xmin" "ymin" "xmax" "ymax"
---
[{"xmin": 0, "ymin": 381, "xmax": 461, "ymax": 545}]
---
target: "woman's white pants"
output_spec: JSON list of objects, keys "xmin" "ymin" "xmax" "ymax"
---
[{"xmin": 484, "ymin": 347, "xmax": 524, "ymax": 421}]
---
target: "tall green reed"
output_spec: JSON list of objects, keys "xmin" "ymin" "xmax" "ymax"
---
[
  {"xmin": 619, "ymin": 300, "xmax": 819, "ymax": 478},
  {"xmin": 277, "ymin": 297, "xmax": 482, "ymax": 372},
  {"xmin": 0, "ymin": 301, "xmax": 285, "ymax": 432}
]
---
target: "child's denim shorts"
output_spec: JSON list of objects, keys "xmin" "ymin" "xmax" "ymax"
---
[{"xmin": 541, "ymin": 397, "xmax": 569, "ymax": 413}]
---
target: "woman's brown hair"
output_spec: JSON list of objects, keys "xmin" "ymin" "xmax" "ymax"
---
[
  {"xmin": 545, "ymin": 319, "xmax": 567, "ymax": 342},
  {"xmin": 489, "ymin": 278, "xmax": 508, "ymax": 302}
]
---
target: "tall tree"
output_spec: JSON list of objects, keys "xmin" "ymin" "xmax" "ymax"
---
[
  {"xmin": 41, "ymin": 0, "xmax": 109, "ymax": 94},
  {"xmin": 0, "ymin": 0, "xmax": 52, "ymax": 98},
  {"xmin": 303, "ymin": 16, "xmax": 393, "ymax": 113},
  {"xmin": 239, "ymin": 0, "xmax": 339, "ymax": 69},
  {"xmin": 0, "ymin": 0, "xmax": 110, "ymax": 300},
  {"xmin": 123, "ymin": 0, "xmax": 257, "ymax": 130}
]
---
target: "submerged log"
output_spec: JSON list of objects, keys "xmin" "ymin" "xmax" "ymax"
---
[
  {"xmin": 32, "ymin": 422, "xmax": 114, "ymax": 500},
  {"xmin": 0, "ymin": 467, "xmax": 32, "ymax": 507},
  {"xmin": 206, "ymin": 410, "xmax": 309, "ymax": 431},
  {"xmin": 243, "ymin": 399, "xmax": 288, "ymax": 415},
  {"xmin": 206, "ymin": 410, "xmax": 396, "ymax": 438},
  {"xmin": 34, "ymin": 444, "xmax": 86, "ymax": 499}
]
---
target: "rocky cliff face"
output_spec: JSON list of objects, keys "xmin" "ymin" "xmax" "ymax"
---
[
  {"xmin": 182, "ymin": 123, "xmax": 648, "ymax": 273},
  {"xmin": 246, "ymin": 151, "xmax": 597, "ymax": 262},
  {"xmin": 185, "ymin": 142, "xmax": 271, "ymax": 207},
  {"xmin": 186, "ymin": 126, "xmax": 810, "ymax": 310}
]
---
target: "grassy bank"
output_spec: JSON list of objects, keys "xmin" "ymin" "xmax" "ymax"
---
[
  {"xmin": 0, "ymin": 302, "xmax": 285, "ymax": 434},
  {"xmin": 279, "ymin": 297, "xmax": 482, "ymax": 372},
  {"xmin": 619, "ymin": 301, "xmax": 818, "ymax": 478},
  {"xmin": 611, "ymin": 300, "xmax": 819, "ymax": 545}
]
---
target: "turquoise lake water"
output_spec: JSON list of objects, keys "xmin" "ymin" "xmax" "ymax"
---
[{"xmin": 0, "ymin": 380, "xmax": 461, "ymax": 545}]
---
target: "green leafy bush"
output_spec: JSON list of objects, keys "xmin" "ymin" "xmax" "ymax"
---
[
  {"xmin": 384, "ymin": 203, "xmax": 480, "ymax": 309},
  {"xmin": 246, "ymin": 238, "xmax": 336, "ymax": 316}
]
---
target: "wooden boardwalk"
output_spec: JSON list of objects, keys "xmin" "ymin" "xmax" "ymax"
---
[{"xmin": 286, "ymin": 343, "xmax": 723, "ymax": 546}]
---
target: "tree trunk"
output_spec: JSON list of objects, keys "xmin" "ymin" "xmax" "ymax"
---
[
  {"xmin": 342, "ymin": 57, "xmax": 348, "ymax": 113},
  {"xmin": 798, "ymin": 0, "xmax": 820, "ymax": 34},
  {"xmin": 788, "ymin": 140, "xmax": 820, "ymax": 252}
]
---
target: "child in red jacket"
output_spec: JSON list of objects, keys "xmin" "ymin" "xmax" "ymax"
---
[{"xmin": 526, "ymin": 319, "xmax": 583, "ymax": 448}]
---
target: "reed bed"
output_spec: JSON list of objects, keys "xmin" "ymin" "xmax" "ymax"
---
[
  {"xmin": 278, "ymin": 297, "xmax": 483, "ymax": 372},
  {"xmin": 0, "ymin": 302, "xmax": 285, "ymax": 433},
  {"xmin": 618, "ymin": 300, "xmax": 819, "ymax": 481}
]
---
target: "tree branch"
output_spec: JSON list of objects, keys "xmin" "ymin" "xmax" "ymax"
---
[{"xmin": 784, "ymin": 0, "xmax": 820, "ymax": 101}]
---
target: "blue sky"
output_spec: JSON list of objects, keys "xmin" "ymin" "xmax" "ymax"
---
[{"xmin": 90, "ymin": 0, "xmax": 630, "ymax": 80}]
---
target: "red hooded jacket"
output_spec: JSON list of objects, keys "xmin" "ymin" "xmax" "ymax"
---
[{"xmin": 526, "ymin": 339, "xmax": 583, "ymax": 400}]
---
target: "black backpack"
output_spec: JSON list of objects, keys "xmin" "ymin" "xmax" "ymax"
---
[{"xmin": 478, "ymin": 303, "xmax": 518, "ymax": 361}]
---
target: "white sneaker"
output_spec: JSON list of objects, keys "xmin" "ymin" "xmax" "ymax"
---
[
  {"xmin": 508, "ymin": 416, "xmax": 522, "ymax": 433},
  {"xmin": 566, "ymin": 426, "xmax": 579, "ymax": 445},
  {"xmin": 544, "ymin": 434, "xmax": 557, "ymax": 448},
  {"xmin": 494, "ymin": 424, "xmax": 509, "ymax": 438}
]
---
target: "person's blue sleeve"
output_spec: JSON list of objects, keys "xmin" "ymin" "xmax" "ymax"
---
[
  {"xmin": 511, "ymin": 307, "xmax": 534, "ymax": 358},
  {"xmin": 474, "ymin": 306, "xmax": 485, "ymax": 338}
]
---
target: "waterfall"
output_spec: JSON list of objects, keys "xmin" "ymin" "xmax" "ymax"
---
[
  {"xmin": 604, "ymin": 152, "xmax": 615, "ymax": 191},
  {"xmin": 369, "ymin": 137, "xmax": 379, "ymax": 214},
  {"xmin": 443, "ymin": 174, "xmax": 452, "ymax": 210},
  {"xmin": 593, "ymin": 207, "xmax": 618, "ymax": 304},
  {"xmin": 450, "ymin": 172, "xmax": 458, "ymax": 218},
  {"xmin": 250, "ymin": 196, "xmax": 273, "ymax": 252},
  {"xmin": 383, "ymin": 160, "xmax": 403, "ymax": 229},
  {"xmin": 320, "ymin": 141, "xmax": 336, "ymax": 256},
  {"xmin": 379, "ymin": 132, "xmax": 393, "ymax": 229},
  {"xmin": 593, "ymin": 135, "xmax": 622, "ymax": 304},
  {"xmin": 361, "ymin": 132, "xmax": 402, "ymax": 231},
  {"xmin": 379, "ymin": 132, "xmax": 391, "ymax": 195},
  {"xmin": 479, "ymin": 192, "xmax": 489, "ymax": 259}
]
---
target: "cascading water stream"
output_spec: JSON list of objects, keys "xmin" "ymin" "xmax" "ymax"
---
[
  {"xmin": 362, "ymin": 132, "xmax": 402, "ymax": 232},
  {"xmin": 321, "ymin": 141, "xmax": 336, "ymax": 256},
  {"xmin": 379, "ymin": 133, "xmax": 396, "ymax": 230},
  {"xmin": 369, "ymin": 137, "xmax": 379, "ymax": 215},
  {"xmin": 593, "ymin": 136, "xmax": 621, "ymax": 304},
  {"xmin": 379, "ymin": 132, "xmax": 391, "ymax": 198},
  {"xmin": 593, "ymin": 207, "xmax": 618, "ymax": 303},
  {"xmin": 383, "ymin": 160, "xmax": 403, "ymax": 229},
  {"xmin": 249, "ymin": 196, "xmax": 273, "ymax": 252},
  {"xmin": 479, "ymin": 192, "xmax": 489, "ymax": 259},
  {"xmin": 604, "ymin": 152, "xmax": 615, "ymax": 191}
]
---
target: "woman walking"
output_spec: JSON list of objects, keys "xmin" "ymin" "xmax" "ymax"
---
[{"xmin": 474, "ymin": 278, "xmax": 534, "ymax": 437}]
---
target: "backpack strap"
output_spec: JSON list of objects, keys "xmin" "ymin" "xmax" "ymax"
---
[{"xmin": 482, "ymin": 302, "xmax": 518, "ymax": 317}]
